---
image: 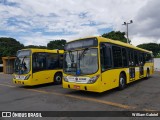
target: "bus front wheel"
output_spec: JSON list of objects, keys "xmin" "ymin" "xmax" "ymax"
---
[
  {"xmin": 119, "ymin": 73, "xmax": 126, "ymax": 90},
  {"xmin": 54, "ymin": 73, "xmax": 62, "ymax": 85}
]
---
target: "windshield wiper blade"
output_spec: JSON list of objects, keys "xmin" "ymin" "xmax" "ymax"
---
[
  {"xmin": 78, "ymin": 48, "xmax": 88, "ymax": 60},
  {"xmin": 76, "ymin": 48, "xmax": 88, "ymax": 75},
  {"xmin": 69, "ymin": 51, "xmax": 74, "ymax": 63},
  {"xmin": 16, "ymin": 56, "xmax": 27, "ymax": 74}
]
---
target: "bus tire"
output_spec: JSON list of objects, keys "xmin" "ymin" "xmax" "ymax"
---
[
  {"xmin": 54, "ymin": 73, "xmax": 62, "ymax": 85},
  {"xmin": 119, "ymin": 73, "xmax": 126, "ymax": 90},
  {"xmin": 146, "ymin": 69, "xmax": 150, "ymax": 79}
]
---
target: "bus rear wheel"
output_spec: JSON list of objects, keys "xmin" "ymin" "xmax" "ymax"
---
[
  {"xmin": 119, "ymin": 73, "xmax": 126, "ymax": 90},
  {"xmin": 54, "ymin": 73, "xmax": 62, "ymax": 85}
]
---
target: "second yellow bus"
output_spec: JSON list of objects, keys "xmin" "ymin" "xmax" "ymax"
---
[{"xmin": 13, "ymin": 49, "xmax": 64, "ymax": 86}]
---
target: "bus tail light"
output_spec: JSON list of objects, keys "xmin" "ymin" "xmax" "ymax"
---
[
  {"xmin": 24, "ymin": 74, "xmax": 31, "ymax": 80},
  {"xmin": 88, "ymin": 75, "xmax": 100, "ymax": 84}
]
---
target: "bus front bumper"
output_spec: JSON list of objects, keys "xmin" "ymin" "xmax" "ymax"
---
[
  {"xmin": 63, "ymin": 81, "xmax": 103, "ymax": 93},
  {"xmin": 13, "ymin": 79, "xmax": 31, "ymax": 86}
]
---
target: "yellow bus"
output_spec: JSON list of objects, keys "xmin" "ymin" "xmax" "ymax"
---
[
  {"xmin": 13, "ymin": 49, "xmax": 64, "ymax": 86},
  {"xmin": 63, "ymin": 37, "xmax": 154, "ymax": 92}
]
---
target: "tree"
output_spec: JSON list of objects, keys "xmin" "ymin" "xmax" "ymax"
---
[
  {"xmin": 0, "ymin": 37, "xmax": 24, "ymax": 63},
  {"xmin": 137, "ymin": 43, "xmax": 160, "ymax": 57},
  {"xmin": 47, "ymin": 39, "xmax": 66, "ymax": 50},
  {"xmin": 25, "ymin": 45, "xmax": 47, "ymax": 49},
  {"xmin": 102, "ymin": 31, "xmax": 128, "ymax": 43}
]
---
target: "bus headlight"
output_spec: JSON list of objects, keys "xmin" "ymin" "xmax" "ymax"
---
[
  {"xmin": 13, "ymin": 75, "xmax": 16, "ymax": 79},
  {"xmin": 24, "ymin": 74, "xmax": 31, "ymax": 80},
  {"xmin": 88, "ymin": 75, "xmax": 100, "ymax": 84},
  {"xmin": 63, "ymin": 76, "xmax": 68, "ymax": 82}
]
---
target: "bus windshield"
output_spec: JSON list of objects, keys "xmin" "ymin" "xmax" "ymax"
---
[
  {"xmin": 64, "ymin": 48, "xmax": 98, "ymax": 75},
  {"xmin": 14, "ymin": 50, "xmax": 31, "ymax": 74}
]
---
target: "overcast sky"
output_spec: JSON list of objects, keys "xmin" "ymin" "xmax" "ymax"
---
[{"xmin": 0, "ymin": 0, "xmax": 160, "ymax": 46}]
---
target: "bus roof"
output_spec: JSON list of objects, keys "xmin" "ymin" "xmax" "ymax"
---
[{"xmin": 67, "ymin": 36, "xmax": 152, "ymax": 54}]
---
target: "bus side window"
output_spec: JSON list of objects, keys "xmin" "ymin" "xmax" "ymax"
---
[
  {"xmin": 139, "ymin": 53, "xmax": 144, "ymax": 65},
  {"xmin": 146, "ymin": 53, "xmax": 152, "ymax": 62},
  {"xmin": 134, "ymin": 51, "xmax": 139, "ymax": 66},
  {"xmin": 143, "ymin": 53, "xmax": 146, "ymax": 64},
  {"xmin": 100, "ymin": 43, "xmax": 112, "ymax": 72},
  {"xmin": 128, "ymin": 50, "xmax": 134, "ymax": 66},
  {"xmin": 112, "ymin": 46, "xmax": 122, "ymax": 68},
  {"xmin": 59, "ymin": 54, "xmax": 63, "ymax": 68},
  {"xmin": 32, "ymin": 53, "xmax": 46, "ymax": 72},
  {"xmin": 46, "ymin": 53, "xmax": 59, "ymax": 69},
  {"xmin": 122, "ymin": 48, "xmax": 128, "ymax": 67}
]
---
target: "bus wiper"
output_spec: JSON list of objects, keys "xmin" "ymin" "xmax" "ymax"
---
[
  {"xmin": 78, "ymin": 48, "xmax": 88, "ymax": 60},
  {"xmin": 69, "ymin": 51, "xmax": 74, "ymax": 63},
  {"xmin": 18, "ymin": 56, "xmax": 27, "ymax": 74},
  {"xmin": 14, "ymin": 57, "xmax": 20, "ymax": 72},
  {"xmin": 76, "ymin": 48, "xmax": 88, "ymax": 75},
  {"xmin": 21, "ymin": 56, "xmax": 28, "ymax": 70}
]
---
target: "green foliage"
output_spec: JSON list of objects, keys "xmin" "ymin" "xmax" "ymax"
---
[
  {"xmin": 0, "ymin": 38, "xmax": 67, "ymax": 64},
  {"xmin": 137, "ymin": 43, "xmax": 160, "ymax": 57},
  {"xmin": 102, "ymin": 31, "xmax": 128, "ymax": 43},
  {"xmin": 0, "ymin": 37, "xmax": 24, "ymax": 56},
  {"xmin": 0, "ymin": 37, "xmax": 24, "ymax": 63},
  {"xmin": 47, "ymin": 39, "xmax": 66, "ymax": 50},
  {"xmin": 25, "ymin": 45, "xmax": 47, "ymax": 49}
]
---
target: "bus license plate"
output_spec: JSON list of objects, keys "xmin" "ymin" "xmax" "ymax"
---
[
  {"xmin": 17, "ymin": 81, "xmax": 21, "ymax": 84},
  {"xmin": 74, "ymin": 85, "xmax": 80, "ymax": 89}
]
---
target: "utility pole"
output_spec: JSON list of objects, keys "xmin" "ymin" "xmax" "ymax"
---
[{"xmin": 122, "ymin": 20, "xmax": 133, "ymax": 44}]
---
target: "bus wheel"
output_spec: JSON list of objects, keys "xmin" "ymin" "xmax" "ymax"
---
[
  {"xmin": 146, "ymin": 69, "xmax": 150, "ymax": 79},
  {"xmin": 119, "ymin": 73, "xmax": 126, "ymax": 90},
  {"xmin": 54, "ymin": 73, "xmax": 62, "ymax": 85}
]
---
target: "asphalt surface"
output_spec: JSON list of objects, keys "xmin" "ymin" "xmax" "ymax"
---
[{"xmin": 0, "ymin": 72, "xmax": 160, "ymax": 120}]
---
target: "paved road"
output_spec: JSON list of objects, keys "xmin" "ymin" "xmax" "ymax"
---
[{"xmin": 0, "ymin": 72, "xmax": 159, "ymax": 120}]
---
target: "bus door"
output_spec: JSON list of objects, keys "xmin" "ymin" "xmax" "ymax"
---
[
  {"xmin": 32, "ymin": 52, "xmax": 50, "ymax": 84},
  {"xmin": 128, "ymin": 50, "xmax": 135, "ymax": 81},
  {"xmin": 100, "ymin": 43, "xmax": 113, "ymax": 90},
  {"xmin": 139, "ymin": 53, "xmax": 144, "ymax": 78}
]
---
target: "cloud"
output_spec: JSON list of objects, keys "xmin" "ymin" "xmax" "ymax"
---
[
  {"xmin": 0, "ymin": 0, "xmax": 159, "ymax": 46},
  {"xmin": 131, "ymin": 0, "xmax": 160, "ymax": 38},
  {"xmin": 124, "ymin": 0, "xmax": 160, "ymax": 45}
]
